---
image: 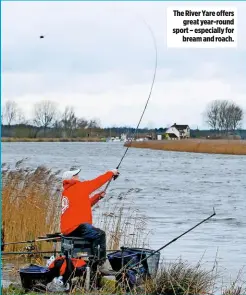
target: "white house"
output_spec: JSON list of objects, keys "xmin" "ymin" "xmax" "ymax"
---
[{"xmin": 165, "ymin": 123, "xmax": 190, "ymax": 139}]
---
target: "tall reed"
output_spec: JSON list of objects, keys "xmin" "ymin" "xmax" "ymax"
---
[
  {"xmin": 125, "ymin": 139, "xmax": 246, "ymax": 155},
  {"xmin": 2, "ymin": 162, "xmax": 61, "ymax": 251},
  {"xmin": 95, "ymin": 203, "xmax": 150, "ymax": 250}
]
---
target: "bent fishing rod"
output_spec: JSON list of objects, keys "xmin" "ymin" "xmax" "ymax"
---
[{"xmin": 105, "ymin": 23, "xmax": 157, "ymax": 192}]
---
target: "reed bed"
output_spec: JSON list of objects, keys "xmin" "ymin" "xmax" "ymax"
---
[
  {"xmin": 1, "ymin": 162, "xmax": 61, "ymax": 252},
  {"xmin": 125, "ymin": 139, "xmax": 246, "ymax": 155}
]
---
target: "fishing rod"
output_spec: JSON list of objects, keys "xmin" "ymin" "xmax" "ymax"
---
[
  {"xmin": 120, "ymin": 208, "xmax": 216, "ymax": 271},
  {"xmin": 104, "ymin": 22, "xmax": 157, "ymax": 192},
  {"xmin": 2, "ymin": 249, "xmax": 121, "ymax": 256},
  {"xmin": 2, "ymin": 236, "xmax": 61, "ymax": 247},
  {"xmin": 2, "ymin": 251, "xmax": 58, "ymax": 256}
]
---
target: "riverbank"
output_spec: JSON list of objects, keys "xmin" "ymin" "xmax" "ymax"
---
[
  {"xmin": 1, "ymin": 137, "xmax": 106, "ymax": 142},
  {"xmin": 2, "ymin": 260, "xmax": 245, "ymax": 295},
  {"xmin": 2, "ymin": 164, "xmax": 245, "ymax": 295},
  {"xmin": 124, "ymin": 139, "xmax": 246, "ymax": 155}
]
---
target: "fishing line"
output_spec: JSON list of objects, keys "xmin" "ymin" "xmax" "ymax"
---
[{"xmin": 104, "ymin": 20, "xmax": 158, "ymax": 193}]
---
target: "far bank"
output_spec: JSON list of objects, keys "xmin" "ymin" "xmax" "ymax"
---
[
  {"xmin": 1, "ymin": 137, "xmax": 105, "ymax": 143},
  {"xmin": 124, "ymin": 139, "xmax": 246, "ymax": 155}
]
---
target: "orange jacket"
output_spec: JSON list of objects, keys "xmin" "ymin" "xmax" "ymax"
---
[
  {"xmin": 48, "ymin": 256, "xmax": 86, "ymax": 276},
  {"xmin": 61, "ymin": 171, "xmax": 113, "ymax": 235}
]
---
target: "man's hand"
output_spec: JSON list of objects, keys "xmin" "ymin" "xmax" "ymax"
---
[
  {"xmin": 111, "ymin": 169, "xmax": 120, "ymax": 180},
  {"xmin": 99, "ymin": 192, "xmax": 106, "ymax": 200}
]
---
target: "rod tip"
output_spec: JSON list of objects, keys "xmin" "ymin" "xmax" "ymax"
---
[{"xmin": 213, "ymin": 207, "xmax": 216, "ymax": 215}]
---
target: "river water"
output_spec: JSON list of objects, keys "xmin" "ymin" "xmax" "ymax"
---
[{"xmin": 1, "ymin": 142, "xmax": 246, "ymax": 287}]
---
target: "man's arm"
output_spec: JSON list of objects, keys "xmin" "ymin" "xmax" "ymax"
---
[
  {"xmin": 90, "ymin": 192, "xmax": 105, "ymax": 207},
  {"xmin": 84, "ymin": 171, "xmax": 114, "ymax": 194}
]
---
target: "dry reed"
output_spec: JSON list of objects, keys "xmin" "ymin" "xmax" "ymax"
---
[
  {"xmin": 147, "ymin": 259, "xmax": 217, "ymax": 295},
  {"xmin": 125, "ymin": 139, "xmax": 246, "ymax": 155},
  {"xmin": 222, "ymin": 268, "xmax": 246, "ymax": 295},
  {"xmin": 94, "ymin": 203, "xmax": 150, "ymax": 250},
  {"xmin": 2, "ymin": 162, "xmax": 61, "ymax": 252}
]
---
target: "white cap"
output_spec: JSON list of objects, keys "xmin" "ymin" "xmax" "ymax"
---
[{"xmin": 62, "ymin": 169, "xmax": 81, "ymax": 180}]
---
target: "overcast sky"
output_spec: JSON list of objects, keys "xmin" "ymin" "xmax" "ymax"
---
[{"xmin": 2, "ymin": 1, "xmax": 246, "ymax": 128}]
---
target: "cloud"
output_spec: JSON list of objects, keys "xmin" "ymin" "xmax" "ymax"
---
[
  {"xmin": 2, "ymin": 1, "xmax": 246, "ymax": 128},
  {"xmin": 3, "ymin": 63, "xmax": 245, "ymax": 128}
]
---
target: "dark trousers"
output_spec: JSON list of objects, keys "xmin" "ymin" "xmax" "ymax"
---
[
  {"xmin": 67, "ymin": 223, "xmax": 106, "ymax": 261},
  {"xmin": 1, "ymin": 228, "xmax": 4, "ymax": 251}
]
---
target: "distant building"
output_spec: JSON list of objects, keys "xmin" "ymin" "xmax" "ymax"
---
[
  {"xmin": 121, "ymin": 133, "xmax": 127, "ymax": 141},
  {"xmin": 165, "ymin": 123, "xmax": 190, "ymax": 139}
]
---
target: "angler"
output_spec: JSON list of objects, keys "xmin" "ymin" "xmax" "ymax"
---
[{"xmin": 61, "ymin": 168, "xmax": 120, "ymax": 263}]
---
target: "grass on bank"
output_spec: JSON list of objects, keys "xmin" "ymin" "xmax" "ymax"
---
[
  {"xmin": 125, "ymin": 139, "xmax": 246, "ymax": 155},
  {"xmin": 146, "ymin": 259, "xmax": 216, "ymax": 295}
]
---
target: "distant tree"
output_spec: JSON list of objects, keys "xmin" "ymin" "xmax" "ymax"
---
[
  {"xmin": 77, "ymin": 117, "xmax": 88, "ymax": 129},
  {"xmin": 205, "ymin": 100, "xmax": 244, "ymax": 133},
  {"xmin": 90, "ymin": 119, "xmax": 101, "ymax": 137},
  {"xmin": 16, "ymin": 109, "xmax": 28, "ymax": 125},
  {"xmin": 217, "ymin": 100, "xmax": 229, "ymax": 132},
  {"xmin": 51, "ymin": 111, "xmax": 63, "ymax": 137},
  {"xmin": 3, "ymin": 100, "xmax": 18, "ymax": 128},
  {"xmin": 204, "ymin": 100, "xmax": 220, "ymax": 130},
  {"xmin": 226, "ymin": 102, "xmax": 244, "ymax": 131},
  {"xmin": 33, "ymin": 100, "xmax": 57, "ymax": 136},
  {"xmin": 61, "ymin": 106, "xmax": 77, "ymax": 137},
  {"xmin": 88, "ymin": 119, "xmax": 100, "ymax": 129}
]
